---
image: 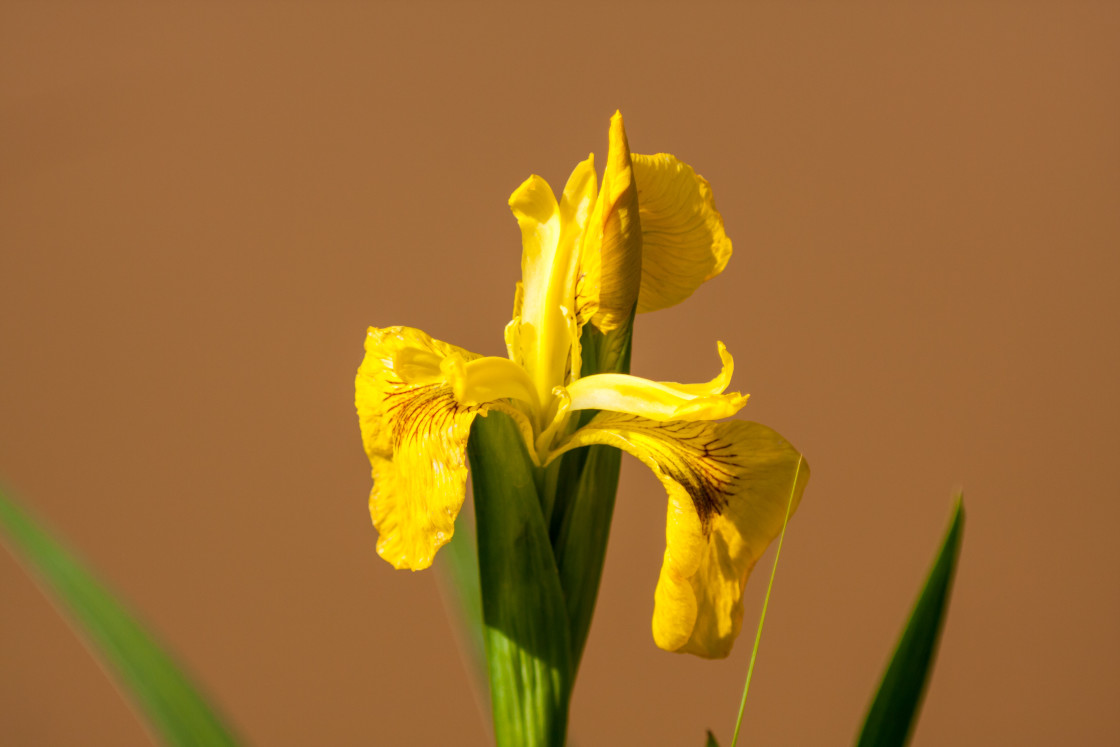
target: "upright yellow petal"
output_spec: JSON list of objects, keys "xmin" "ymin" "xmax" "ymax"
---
[
  {"xmin": 510, "ymin": 159, "xmax": 596, "ymax": 404},
  {"xmin": 631, "ymin": 153, "xmax": 732, "ymax": 313},
  {"xmin": 559, "ymin": 154, "xmax": 599, "ymax": 240},
  {"xmin": 355, "ymin": 326, "xmax": 485, "ymax": 571},
  {"xmin": 580, "ymin": 112, "xmax": 642, "ymax": 333},
  {"xmin": 562, "ymin": 156, "xmax": 601, "ymax": 330},
  {"xmin": 511, "ymin": 175, "xmax": 562, "ymax": 354},
  {"xmin": 551, "ymin": 413, "xmax": 808, "ymax": 658}
]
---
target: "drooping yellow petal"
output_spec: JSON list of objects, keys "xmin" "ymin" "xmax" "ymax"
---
[
  {"xmin": 631, "ymin": 153, "xmax": 732, "ymax": 314},
  {"xmin": 550, "ymin": 413, "xmax": 808, "ymax": 657},
  {"xmin": 562, "ymin": 341, "xmax": 745, "ymax": 421},
  {"xmin": 579, "ymin": 112, "xmax": 641, "ymax": 333},
  {"xmin": 355, "ymin": 326, "xmax": 503, "ymax": 571}
]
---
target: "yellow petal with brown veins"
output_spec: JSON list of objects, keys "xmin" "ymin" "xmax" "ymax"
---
[
  {"xmin": 550, "ymin": 413, "xmax": 808, "ymax": 657},
  {"xmin": 632, "ymin": 153, "xmax": 732, "ymax": 314},
  {"xmin": 356, "ymin": 327, "xmax": 490, "ymax": 570}
]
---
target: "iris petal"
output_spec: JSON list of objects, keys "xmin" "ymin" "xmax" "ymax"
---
[
  {"xmin": 632, "ymin": 153, "xmax": 732, "ymax": 314},
  {"xmin": 356, "ymin": 326, "xmax": 538, "ymax": 570},
  {"xmin": 510, "ymin": 160, "xmax": 595, "ymax": 406},
  {"xmin": 563, "ymin": 342, "xmax": 746, "ymax": 421},
  {"xmin": 551, "ymin": 413, "xmax": 808, "ymax": 657},
  {"xmin": 579, "ymin": 112, "xmax": 641, "ymax": 333}
]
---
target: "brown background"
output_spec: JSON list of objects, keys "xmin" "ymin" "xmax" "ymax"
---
[{"xmin": 2, "ymin": 2, "xmax": 1117, "ymax": 745}]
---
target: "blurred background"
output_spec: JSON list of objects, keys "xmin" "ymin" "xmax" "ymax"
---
[{"xmin": 2, "ymin": 2, "xmax": 1117, "ymax": 745}]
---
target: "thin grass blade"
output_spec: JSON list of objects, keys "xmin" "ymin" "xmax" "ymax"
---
[{"xmin": 731, "ymin": 454, "xmax": 804, "ymax": 747}]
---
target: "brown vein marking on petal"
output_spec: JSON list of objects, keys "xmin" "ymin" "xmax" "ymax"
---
[
  {"xmin": 382, "ymin": 380, "xmax": 481, "ymax": 450},
  {"xmin": 612, "ymin": 417, "xmax": 737, "ymax": 532}
]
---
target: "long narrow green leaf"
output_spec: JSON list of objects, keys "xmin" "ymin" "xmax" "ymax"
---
[
  {"xmin": 468, "ymin": 411, "xmax": 572, "ymax": 747},
  {"xmin": 856, "ymin": 495, "xmax": 965, "ymax": 747},
  {"xmin": 434, "ymin": 495, "xmax": 490, "ymax": 720},
  {"xmin": 551, "ymin": 443, "xmax": 621, "ymax": 671},
  {"xmin": 550, "ymin": 318, "xmax": 632, "ymax": 674},
  {"xmin": 0, "ymin": 485, "xmax": 241, "ymax": 747}
]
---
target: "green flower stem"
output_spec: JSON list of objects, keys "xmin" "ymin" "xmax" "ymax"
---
[
  {"xmin": 466, "ymin": 312, "xmax": 636, "ymax": 742},
  {"xmin": 469, "ymin": 411, "xmax": 572, "ymax": 747}
]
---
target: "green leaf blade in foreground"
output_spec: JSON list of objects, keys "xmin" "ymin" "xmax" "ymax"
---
[
  {"xmin": 856, "ymin": 495, "xmax": 965, "ymax": 747},
  {"xmin": 0, "ymin": 485, "xmax": 240, "ymax": 747},
  {"xmin": 435, "ymin": 497, "xmax": 488, "ymax": 698},
  {"xmin": 469, "ymin": 411, "xmax": 572, "ymax": 747}
]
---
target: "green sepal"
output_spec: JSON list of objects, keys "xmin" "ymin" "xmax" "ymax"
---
[
  {"xmin": 0, "ymin": 485, "xmax": 241, "ymax": 747},
  {"xmin": 469, "ymin": 411, "xmax": 572, "ymax": 747},
  {"xmin": 856, "ymin": 495, "xmax": 965, "ymax": 747}
]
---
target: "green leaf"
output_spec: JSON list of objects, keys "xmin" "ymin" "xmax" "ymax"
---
[
  {"xmin": 0, "ymin": 485, "xmax": 241, "ymax": 747},
  {"xmin": 706, "ymin": 729, "xmax": 721, "ymax": 747},
  {"xmin": 434, "ymin": 494, "xmax": 489, "ymax": 710},
  {"xmin": 856, "ymin": 495, "xmax": 965, "ymax": 747},
  {"xmin": 548, "ymin": 315, "xmax": 633, "ymax": 674},
  {"xmin": 577, "ymin": 315, "xmax": 633, "ymax": 382},
  {"xmin": 468, "ymin": 411, "xmax": 572, "ymax": 747},
  {"xmin": 552, "ymin": 444, "xmax": 621, "ymax": 672}
]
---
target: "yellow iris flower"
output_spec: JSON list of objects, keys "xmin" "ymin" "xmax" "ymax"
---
[{"xmin": 356, "ymin": 113, "xmax": 808, "ymax": 658}]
